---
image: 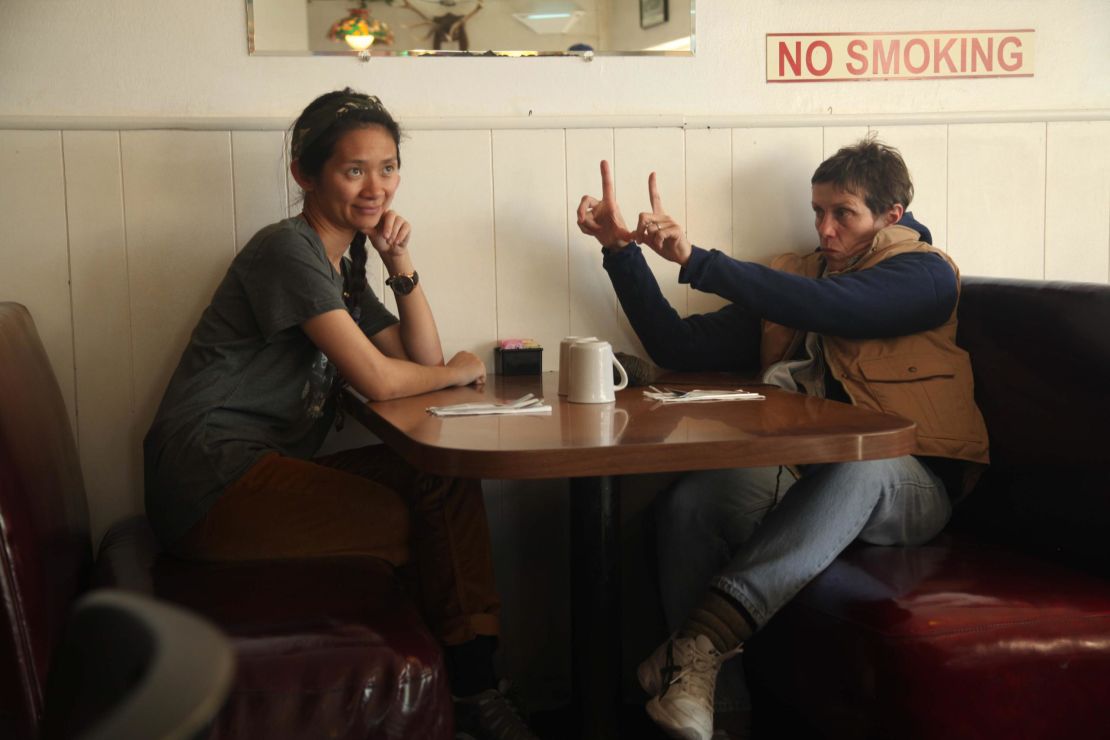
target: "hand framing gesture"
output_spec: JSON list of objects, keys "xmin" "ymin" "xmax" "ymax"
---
[
  {"xmin": 576, "ymin": 160, "xmax": 691, "ymax": 266},
  {"xmin": 634, "ymin": 171, "xmax": 692, "ymax": 266},
  {"xmin": 576, "ymin": 160, "xmax": 634, "ymax": 250}
]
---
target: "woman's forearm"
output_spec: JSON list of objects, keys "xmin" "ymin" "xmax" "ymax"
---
[
  {"xmin": 304, "ymin": 309, "xmax": 465, "ymax": 400},
  {"xmin": 380, "ymin": 248, "xmax": 445, "ymax": 366},
  {"xmin": 393, "ymin": 284, "xmax": 445, "ymax": 366}
]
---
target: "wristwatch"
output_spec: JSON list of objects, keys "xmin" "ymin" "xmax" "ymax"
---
[{"xmin": 385, "ymin": 271, "xmax": 419, "ymax": 296}]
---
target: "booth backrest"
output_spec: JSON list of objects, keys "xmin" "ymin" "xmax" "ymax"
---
[
  {"xmin": 957, "ymin": 276, "xmax": 1110, "ymax": 466},
  {"xmin": 0, "ymin": 303, "xmax": 94, "ymax": 737},
  {"xmin": 955, "ymin": 277, "xmax": 1110, "ymax": 574}
]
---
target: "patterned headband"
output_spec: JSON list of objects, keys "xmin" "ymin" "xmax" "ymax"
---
[{"xmin": 290, "ymin": 93, "xmax": 389, "ymax": 161}]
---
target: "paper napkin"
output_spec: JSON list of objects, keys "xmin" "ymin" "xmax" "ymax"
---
[
  {"xmin": 643, "ymin": 387, "xmax": 765, "ymax": 403},
  {"xmin": 426, "ymin": 393, "xmax": 552, "ymax": 417}
]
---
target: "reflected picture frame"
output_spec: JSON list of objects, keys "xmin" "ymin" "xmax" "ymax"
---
[{"xmin": 640, "ymin": 0, "xmax": 669, "ymax": 29}]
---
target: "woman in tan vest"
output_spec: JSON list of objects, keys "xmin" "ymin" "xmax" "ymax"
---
[{"xmin": 577, "ymin": 138, "xmax": 988, "ymax": 740}]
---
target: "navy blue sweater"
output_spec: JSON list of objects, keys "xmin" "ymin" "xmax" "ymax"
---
[{"xmin": 602, "ymin": 213, "xmax": 956, "ymax": 373}]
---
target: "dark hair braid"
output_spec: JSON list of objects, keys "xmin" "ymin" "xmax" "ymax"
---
[{"xmin": 344, "ymin": 232, "xmax": 370, "ymax": 313}]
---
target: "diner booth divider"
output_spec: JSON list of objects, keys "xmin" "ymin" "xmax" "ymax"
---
[{"xmin": 0, "ymin": 114, "xmax": 1108, "ymax": 712}]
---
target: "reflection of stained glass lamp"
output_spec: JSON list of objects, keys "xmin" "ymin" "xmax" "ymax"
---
[{"xmin": 329, "ymin": 2, "xmax": 395, "ymax": 50}]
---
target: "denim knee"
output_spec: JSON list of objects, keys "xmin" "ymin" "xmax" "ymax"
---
[
  {"xmin": 656, "ymin": 467, "xmax": 781, "ymax": 548},
  {"xmin": 844, "ymin": 458, "xmax": 951, "ymax": 546}
]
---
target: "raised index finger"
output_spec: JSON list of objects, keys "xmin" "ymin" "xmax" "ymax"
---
[
  {"xmin": 600, "ymin": 160, "xmax": 616, "ymax": 202},
  {"xmin": 648, "ymin": 172, "xmax": 664, "ymax": 214}
]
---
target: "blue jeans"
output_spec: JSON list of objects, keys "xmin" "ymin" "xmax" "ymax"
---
[{"xmin": 655, "ymin": 456, "xmax": 951, "ymax": 712}]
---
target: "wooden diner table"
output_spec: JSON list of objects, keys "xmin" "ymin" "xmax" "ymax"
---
[{"xmin": 343, "ymin": 371, "xmax": 916, "ymax": 740}]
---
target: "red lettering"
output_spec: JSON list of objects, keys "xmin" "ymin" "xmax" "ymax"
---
[
  {"xmin": 972, "ymin": 37, "xmax": 993, "ymax": 72},
  {"xmin": 770, "ymin": 32, "xmax": 1028, "ymax": 82},
  {"xmin": 806, "ymin": 40, "xmax": 833, "ymax": 76},
  {"xmin": 873, "ymin": 39, "xmax": 900, "ymax": 75},
  {"xmin": 846, "ymin": 39, "xmax": 868, "ymax": 75},
  {"xmin": 904, "ymin": 38, "xmax": 930, "ymax": 74},
  {"xmin": 779, "ymin": 41, "xmax": 802, "ymax": 77},
  {"xmin": 998, "ymin": 36, "xmax": 1023, "ymax": 71},
  {"xmin": 933, "ymin": 37, "xmax": 958, "ymax": 73}
]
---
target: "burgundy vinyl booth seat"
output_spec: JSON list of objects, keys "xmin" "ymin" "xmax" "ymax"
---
[
  {"xmin": 743, "ymin": 277, "xmax": 1110, "ymax": 739},
  {"xmin": 0, "ymin": 302, "xmax": 453, "ymax": 740}
]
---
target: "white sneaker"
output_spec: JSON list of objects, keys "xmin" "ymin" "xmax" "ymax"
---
[{"xmin": 638, "ymin": 634, "xmax": 740, "ymax": 740}]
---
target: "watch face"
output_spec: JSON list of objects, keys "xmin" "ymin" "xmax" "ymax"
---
[{"xmin": 388, "ymin": 274, "xmax": 416, "ymax": 295}]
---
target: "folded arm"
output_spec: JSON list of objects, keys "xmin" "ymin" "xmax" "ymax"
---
[{"xmin": 303, "ymin": 310, "xmax": 482, "ymax": 401}]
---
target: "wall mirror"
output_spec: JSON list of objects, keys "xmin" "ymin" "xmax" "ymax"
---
[{"xmin": 247, "ymin": 0, "xmax": 694, "ymax": 57}]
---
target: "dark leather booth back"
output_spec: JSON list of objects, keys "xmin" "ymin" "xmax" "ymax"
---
[
  {"xmin": 957, "ymin": 276, "xmax": 1110, "ymax": 466},
  {"xmin": 956, "ymin": 278, "xmax": 1110, "ymax": 573},
  {"xmin": 0, "ymin": 303, "xmax": 92, "ymax": 737}
]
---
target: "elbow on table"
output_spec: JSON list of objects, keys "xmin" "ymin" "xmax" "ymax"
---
[{"xmin": 353, "ymin": 374, "xmax": 406, "ymax": 403}]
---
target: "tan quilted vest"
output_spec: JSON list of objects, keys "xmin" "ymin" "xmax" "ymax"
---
[{"xmin": 759, "ymin": 225, "xmax": 990, "ymax": 464}]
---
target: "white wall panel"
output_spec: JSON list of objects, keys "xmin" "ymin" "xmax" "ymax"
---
[
  {"xmin": 64, "ymin": 131, "xmax": 140, "ymax": 540},
  {"xmin": 121, "ymin": 131, "xmax": 237, "ymax": 443},
  {"xmin": 732, "ymin": 127, "xmax": 823, "ymax": 264},
  {"xmin": 870, "ymin": 125, "xmax": 949, "ymax": 249},
  {"xmin": 823, "ymin": 126, "xmax": 869, "ymax": 158},
  {"xmin": 232, "ymin": 130, "xmax": 289, "ymax": 250},
  {"xmin": 0, "ymin": 131, "xmax": 76, "ymax": 432},
  {"xmin": 492, "ymin": 130, "xmax": 569, "ymax": 369},
  {"xmin": 565, "ymin": 129, "xmax": 622, "ymax": 346},
  {"xmin": 685, "ymin": 128, "xmax": 732, "ymax": 316},
  {"xmin": 948, "ymin": 123, "xmax": 1046, "ymax": 279},
  {"xmin": 1045, "ymin": 121, "xmax": 1110, "ymax": 282},
  {"xmin": 391, "ymin": 130, "xmax": 497, "ymax": 366}
]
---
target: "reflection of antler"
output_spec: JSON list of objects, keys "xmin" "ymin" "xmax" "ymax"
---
[{"xmin": 396, "ymin": 0, "xmax": 482, "ymax": 51}]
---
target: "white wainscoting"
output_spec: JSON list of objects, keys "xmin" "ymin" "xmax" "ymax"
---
[{"xmin": 1, "ymin": 116, "xmax": 1108, "ymax": 705}]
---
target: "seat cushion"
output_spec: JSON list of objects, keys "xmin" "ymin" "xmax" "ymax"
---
[
  {"xmin": 745, "ymin": 533, "xmax": 1110, "ymax": 739},
  {"xmin": 96, "ymin": 517, "xmax": 452, "ymax": 740}
]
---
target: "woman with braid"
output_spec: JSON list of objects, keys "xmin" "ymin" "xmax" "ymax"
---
[{"xmin": 144, "ymin": 89, "xmax": 537, "ymax": 740}]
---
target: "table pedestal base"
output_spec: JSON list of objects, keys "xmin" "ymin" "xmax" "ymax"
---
[{"xmin": 570, "ymin": 475, "xmax": 622, "ymax": 740}]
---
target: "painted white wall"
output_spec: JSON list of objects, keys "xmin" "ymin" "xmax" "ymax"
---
[{"xmin": 1, "ymin": 0, "xmax": 1107, "ymax": 120}]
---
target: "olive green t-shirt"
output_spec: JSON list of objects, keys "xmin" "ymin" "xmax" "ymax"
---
[{"xmin": 143, "ymin": 217, "xmax": 398, "ymax": 544}]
